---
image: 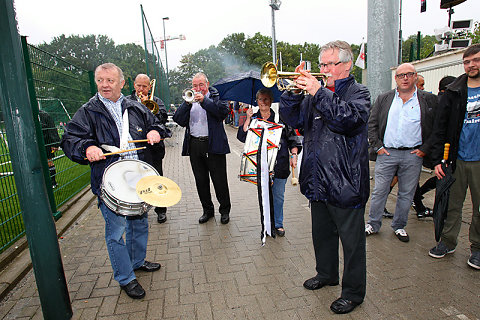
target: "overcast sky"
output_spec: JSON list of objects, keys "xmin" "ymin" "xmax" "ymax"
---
[{"xmin": 14, "ymin": 0, "xmax": 478, "ymax": 70}]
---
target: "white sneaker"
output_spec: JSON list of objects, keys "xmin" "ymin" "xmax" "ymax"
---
[
  {"xmin": 394, "ymin": 228, "xmax": 409, "ymax": 242},
  {"xmin": 365, "ymin": 224, "xmax": 376, "ymax": 235}
]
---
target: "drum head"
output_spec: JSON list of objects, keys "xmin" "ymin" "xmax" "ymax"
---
[{"xmin": 102, "ymin": 159, "xmax": 159, "ymax": 204}]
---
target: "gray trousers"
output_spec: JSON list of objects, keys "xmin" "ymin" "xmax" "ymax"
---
[
  {"xmin": 441, "ymin": 160, "xmax": 480, "ymax": 252},
  {"xmin": 368, "ymin": 148, "xmax": 423, "ymax": 232}
]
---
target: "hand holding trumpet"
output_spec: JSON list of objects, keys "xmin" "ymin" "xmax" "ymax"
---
[{"xmin": 294, "ymin": 62, "xmax": 322, "ymax": 96}]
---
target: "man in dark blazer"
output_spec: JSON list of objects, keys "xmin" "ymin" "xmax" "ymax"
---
[
  {"xmin": 365, "ymin": 63, "xmax": 438, "ymax": 242},
  {"xmin": 173, "ymin": 72, "xmax": 232, "ymax": 224}
]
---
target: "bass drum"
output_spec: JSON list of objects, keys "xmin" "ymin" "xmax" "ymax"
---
[{"xmin": 101, "ymin": 159, "xmax": 159, "ymax": 216}]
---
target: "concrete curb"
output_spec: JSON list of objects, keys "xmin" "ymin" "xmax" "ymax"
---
[{"xmin": 0, "ymin": 187, "xmax": 96, "ymax": 301}]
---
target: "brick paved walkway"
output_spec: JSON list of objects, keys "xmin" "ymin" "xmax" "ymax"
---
[{"xmin": 0, "ymin": 124, "xmax": 478, "ymax": 319}]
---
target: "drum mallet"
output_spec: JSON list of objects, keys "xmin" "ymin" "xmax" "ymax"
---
[{"xmin": 291, "ymin": 166, "xmax": 298, "ymax": 186}]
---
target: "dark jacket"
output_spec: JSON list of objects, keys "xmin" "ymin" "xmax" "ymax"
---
[
  {"xmin": 236, "ymin": 109, "xmax": 302, "ymax": 179},
  {"xmin": 127, "ymin": 92, "xmax": 168, "ymax": 161},
  {"xmin": 368, "ymin": 88, "xmax": 438, "ymax": 168},
  {"xmin": 173, "ymin": 87, "xmax": 230, "ymax": 156},
  {"xmin": 279, "ymin": 75, "xmax": 371, "ymax": 208},
  {"xmin": 61, "ymin": 94, "xmax": 169, "ymax": 196},
  {"xmin": 430, "ymin": 73, "xmax": 467, "ymax": 171}
]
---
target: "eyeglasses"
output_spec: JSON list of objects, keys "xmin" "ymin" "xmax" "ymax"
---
[
  {"xmin": 463, "ymin": 57, "xmax": 480, "ymax": 65},
  {"xmin": 319, "ymin": 61, "xmax": 342, "ymax": 68},
  {"xmin": 395, "ymin": 72, "xmax": 416, "ymax": 79}
]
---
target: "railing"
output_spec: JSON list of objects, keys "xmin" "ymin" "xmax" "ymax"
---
[{"xmin": 0, "ymin": 39, "xmax": 94, "ymax": 253}]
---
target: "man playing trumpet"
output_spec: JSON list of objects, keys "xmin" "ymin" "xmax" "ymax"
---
[
  {"xmin": 173, "ymin": 72, "xmax": 232, "ymax": 224},
  {"xmin": 279, "ymin": 41, "xmax": 371, "ymax": 314},
  {"xmin": 127, "ymin": 74, "xmax": 169, "ymax": 223}
]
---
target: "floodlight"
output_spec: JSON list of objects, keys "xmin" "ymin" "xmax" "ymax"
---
[{"xmin": 434, "ymin": 27, "xmax": 452, "ymax": 41}]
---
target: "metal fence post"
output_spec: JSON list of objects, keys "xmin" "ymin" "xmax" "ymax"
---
[
  {"xmin": 20, "ymin": 36, "xmax": 61, "ymax": 220},
  {"xmin": 88, "ymin": 70, "xmax": 97, "ymax": 96},
  {"xmin": 0, "ymin": 1, "xmax": 72, "ymax": 319}
]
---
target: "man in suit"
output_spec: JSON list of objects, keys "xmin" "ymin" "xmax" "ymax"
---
[
  {"xmin": 127, "ymin": 74, "xmax": 169, "ymax": 223},
  {"xmin": 365, "ymin": 63, "xmax": 437, "ymax": 242},
  {"xmin": 173, "ymin": 72, "xmax": 232, "ymax": 224}
]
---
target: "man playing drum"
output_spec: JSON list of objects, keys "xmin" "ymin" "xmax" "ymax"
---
[{"xmin": 61, "ymin": 63, "xmax": 170, "ymax": 299}]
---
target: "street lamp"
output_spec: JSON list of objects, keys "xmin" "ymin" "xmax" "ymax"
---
[
  {"xmin": 162, "ymin": 17, "xmax": 169, "ymax": 84},
  {"xmin": 270, "ymin": 0, "xmax": 281, "ymax": 63}
]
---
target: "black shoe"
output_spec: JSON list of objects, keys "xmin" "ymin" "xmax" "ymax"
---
[
  {"xmin": 220, "ymin": 214, "xmax": 230, "ymax": 224},
  {"xmin": 121, "ymin": 279, "xmax": 145, "ymax": 299},
  {"xmin": 382, "ymin": 208, "xmax": 394, "ymax": 218},
  {"xmin": 303, "ymin": 276, "xmax": 339, "ymax": 290},
  {"xmin": 467, "ymin": 251, "xmax": 480, "ymax": 270},
  {"xmin": 134, "ymin": 261, "xmax": 161, "ymax": 272},
  {"xmin": 199, "ymin": 213, "xmax": 214, "ymax": 224},
  {"xmin": 155, "ymin": 208, "xmax": 167, "ymax": 223},
  {"xmin": 330, "ymin": 297, "xmax": 359, "ymax": 314},
  {"xmin": 275, "ymin": 228, "xmax": 285, "ymax": 237}
]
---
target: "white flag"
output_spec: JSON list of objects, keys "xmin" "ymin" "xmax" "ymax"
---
[{"xmin": 355, "ymin": 42, "xmax": 366, "ymax": 69}]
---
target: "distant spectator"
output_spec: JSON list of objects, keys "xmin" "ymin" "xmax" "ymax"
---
[
  {"xmin": 412, "ymin": 75, "xmax": 457, "ymax": 218},
  {"xmin": 416, "ymin": 74, "xmax": 425, "ymax": 90},
  {"xmin": 38, "ymin": 109, "xmax": 60, "ymax": 188}
]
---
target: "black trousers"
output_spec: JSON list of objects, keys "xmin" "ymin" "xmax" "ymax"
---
[
  {"xmin": 149, "ymin": 149, "xmax": 167, "ymax": 214},
  {"xmin": 311, "ymin": 201, "xmax": 366, "ymax": 304},
  {"xmin": 189, "ymin": 138, "xmax": 231, "ymax": 215},
  {"xmin": 412, "ymin": 177, "xmax": 437, "ymax": 212}
]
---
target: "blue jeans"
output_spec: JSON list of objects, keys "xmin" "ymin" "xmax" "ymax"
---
[
  {"xmin": 272, "ymin": 178, "xmax": 287, "ymax": 229},
  {"xmin": 99, "ymin": 199, "xmax": 148, "ymax": 286},
  {"xmin": 234, "ymin": 110, "xmax": 239, "ymax": 127}
]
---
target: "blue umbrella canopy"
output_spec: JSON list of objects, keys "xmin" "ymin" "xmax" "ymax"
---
[{"xmin": 212, "ymin": 70, "xmax": 282, "ymax": 106}]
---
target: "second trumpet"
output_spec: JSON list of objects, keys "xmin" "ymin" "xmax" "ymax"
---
[{"xmin": 182, "ymin": 89, "xmax": 198, "ymax": 103}]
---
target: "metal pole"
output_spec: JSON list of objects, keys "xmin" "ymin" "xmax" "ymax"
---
[
  {"xmin": 398, "ymin": 0, "xmax": 403, "ymax": 65},
  {"xmin": 271, "ymin": 6, "xmax": 277, "ymax": 63},
  {"xmin": 367, "ymin": 0, "xmax": 399, "ymax": 102},
  {"xmin": 162, "ymin": 17, "xmax": 169, "ymax": 85},
  {"xmin": 140, "ymin": 5, "xmax": 149, "ymax": 76},
  {"xmin": 0, "ymin": 1, "xmax": 72, "ymax": 319}
]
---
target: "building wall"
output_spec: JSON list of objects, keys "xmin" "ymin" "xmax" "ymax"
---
[{"xmin": 390, "ymin": 48, "xmax": 466, "ymax": 94}]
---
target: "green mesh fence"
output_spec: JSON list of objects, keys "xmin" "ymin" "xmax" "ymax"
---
[
  {"xmin": 141, "ymin": 5, "xmax": 171, "ymax": 109},
  {"xmin": 0, "ymin": 40, "xmax": 94, "ymax": 253}
]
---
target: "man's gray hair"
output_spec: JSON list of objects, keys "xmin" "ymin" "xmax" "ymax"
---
[
  {"xmin": 193, "ymin": 72, "xmax": 209, "ymax": 83},
  {"xmin": 95, "ymin": 63, "xmax": 125, "ymax": 81},
  {"xmin": 319, "ymin": 40, "xmax": 354, "ymax": 72}
]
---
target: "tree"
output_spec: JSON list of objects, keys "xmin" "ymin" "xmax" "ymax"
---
[{"xmin": 468, "ymin": 21, "xmax": 480, "ymax": 44}]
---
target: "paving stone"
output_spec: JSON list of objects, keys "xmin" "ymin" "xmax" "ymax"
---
[{"xmin": 2, "ymin": 125, "xmax": 480, "ymax": 319}]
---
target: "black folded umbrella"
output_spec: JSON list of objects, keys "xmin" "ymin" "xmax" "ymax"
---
[{"xmin": 432, "ymin": 160, "xmax": 456, "ymax": 242}]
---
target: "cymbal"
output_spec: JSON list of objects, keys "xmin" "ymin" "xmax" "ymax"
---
[{"xmin": 136, "ymin": 176, "xmax": 182, "ymax": 207}]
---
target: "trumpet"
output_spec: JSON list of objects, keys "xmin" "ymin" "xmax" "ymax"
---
[
  {"xmin": 260, "ymin": 62, "xmax": 329, "ymax": 93},
  {"xmin": 141, "ymin": 79, "xmax": 159, "ymax": 114},
  {"xmin": 182, "ymin": 89, "xmax": 198, "ymax": 103}
]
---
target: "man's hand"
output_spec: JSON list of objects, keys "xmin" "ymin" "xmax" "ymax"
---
[
  {"xmin": 411, "ymin": 149, "xmax": 425, "ymax": 158},
  {"xmin": 194, "ymin": 92, "xmax": 204, "ymax": 103},
  {"xmin": 146, "ymin": 130, "xmax": 161, "ymax": 145},
  {"xmin": 435, "ymin": 163, "xmax": 446, "ymax": 179},
  {"xmin": 377, "ymin": 148, "xmax": 390, "ymax": 156},
  {"xmin": 85, "ymin": 145, "xmax": 105, "ymax": 162},
  {"xmin": 294, "ymin": 61, "xmax": 321, "ymax": 96}
]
